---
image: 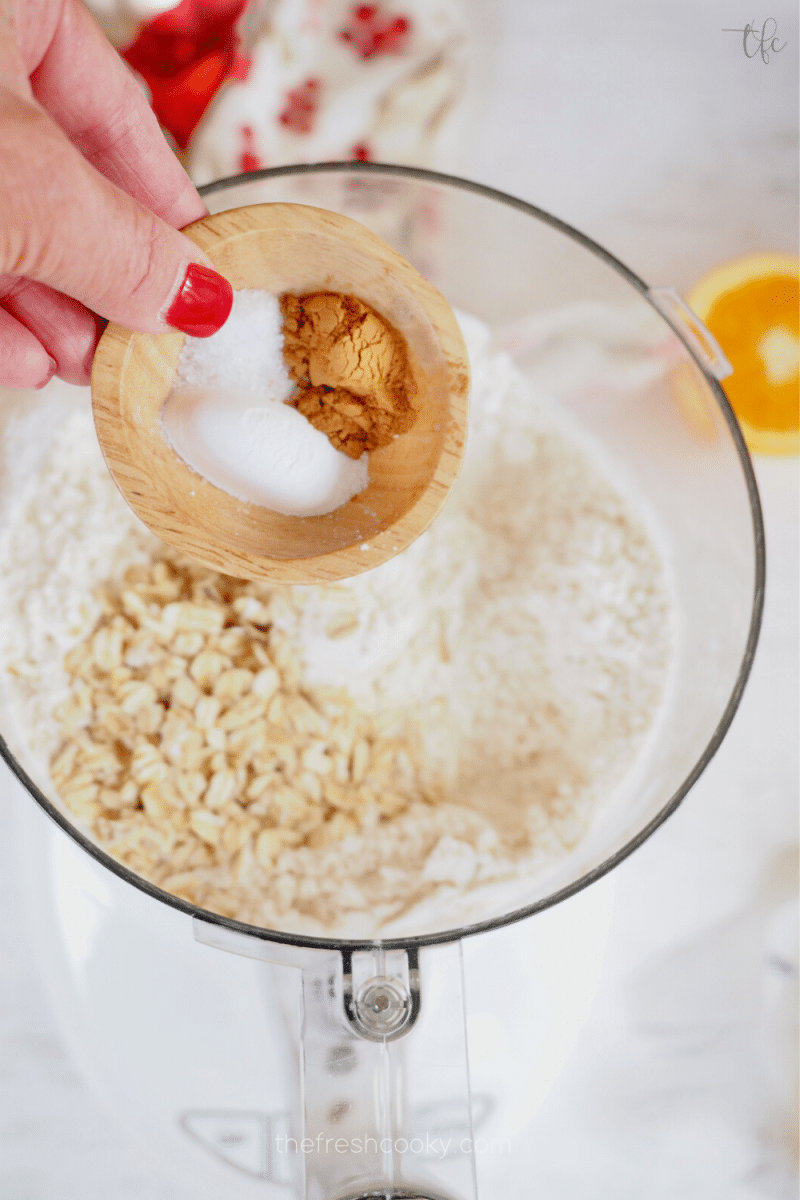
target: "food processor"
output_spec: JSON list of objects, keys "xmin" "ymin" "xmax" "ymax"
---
[{"xmin": 0, "ymin": 164, "xmax": 764, "ymax": 1199}]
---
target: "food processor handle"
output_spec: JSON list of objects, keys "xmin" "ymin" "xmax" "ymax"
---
[
  {"xmin": 648, "ymin": 287, "xmax": 734, "ymax": 380},
  {"xmin": 193, "ymin": 920, "xmax": 478, "ymax": 1200}
]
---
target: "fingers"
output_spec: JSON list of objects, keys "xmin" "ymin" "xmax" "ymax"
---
[
  {"xmin": 0, "ymin": 88, "xmax": 231, "ymax": 337},
  {"xmin": 0, "ymin": 305, "xmax": 56, "ymax": 389},
  {"xmin": 1, "ymin": 277, "xmax": 102, "ymax": 386},
  {"xmin": 25, "ymin": 0, "xmax": 207, "ymax": 230}
]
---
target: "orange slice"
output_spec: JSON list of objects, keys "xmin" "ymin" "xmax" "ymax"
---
[{"xmin": 686, "ymin": 253, "xmax": 799, "ymax": 456}]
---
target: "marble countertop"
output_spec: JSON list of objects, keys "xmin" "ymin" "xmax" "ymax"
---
[{"xmin": 0, "ymin": 1, "xmax": 797, "ymax": 1196}]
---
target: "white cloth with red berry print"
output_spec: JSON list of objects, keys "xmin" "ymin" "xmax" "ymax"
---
[{"xmin": 87, "ymin": 0, "xmax": 467, "ymax": 185}]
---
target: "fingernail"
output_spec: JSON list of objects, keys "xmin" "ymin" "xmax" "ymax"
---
[
  {"xmin": 34, "ymin": 356, "xmax": 58, "ymax": 389},
  {"xmin": 164, "ymin": 262, "xmax": 233, "ymax": 338}
]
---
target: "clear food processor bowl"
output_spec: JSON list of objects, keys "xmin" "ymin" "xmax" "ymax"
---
[{"xmin": 0, "ymin": 165, "xmax": 764, "ymax": 1200}]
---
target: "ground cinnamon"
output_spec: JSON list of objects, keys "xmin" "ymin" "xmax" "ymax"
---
[{"xmin": 280, "ymin": 291, "xmax": 417, "ymax": 459}]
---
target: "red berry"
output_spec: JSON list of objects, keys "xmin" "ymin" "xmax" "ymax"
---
[
  {"xmin": 339, "ymin": 4, "xmax": 412, "ymax": 59},
  {"xmin": 278, "ymin": 78, "xmax": 322, "ymax": 135},
  {"xmin": 239, "ymin": 125, "xmax": 262, "ymax": 172}
]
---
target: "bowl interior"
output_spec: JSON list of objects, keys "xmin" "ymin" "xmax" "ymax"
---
[{"xmin": 0, "ymin": 167, "xmax": 763, "ymax": 946}]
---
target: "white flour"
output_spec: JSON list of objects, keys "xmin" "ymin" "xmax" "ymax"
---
[
  {"xmin": 279, "ymin": 312, "xmax": 670, "ymax": 792},
  {"xmin": 0, "ymin": 310, "xmax": 673, "ymax": 937}
]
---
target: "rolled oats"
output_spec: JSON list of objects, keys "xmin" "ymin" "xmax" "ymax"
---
[{"xmin": 48, "ymin": 551, "xmax": 434, "ymax": 929}]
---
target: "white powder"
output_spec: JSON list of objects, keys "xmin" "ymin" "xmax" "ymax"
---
[
  {"xmin": 0, "ymin": 308, "xmax": 673, "ymax": 938},
  {"xmin": 163, "ymin": 289, "xmax": 369, "ymax": 516},
  {"xmin": 164, "ymin": 386, "xmax": 369, "ymax": 516},
  {"xmin": 174, "ymin": 290, "xmax": 294, "ymax": 396}
]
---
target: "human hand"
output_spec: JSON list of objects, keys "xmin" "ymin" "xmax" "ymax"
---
[{"xmin": 0, "ymin": 0, "xmax": 233, "ymax": 389}]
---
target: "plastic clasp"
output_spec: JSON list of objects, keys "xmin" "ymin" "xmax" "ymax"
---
[{"xmin": 648, "ymin": 287, "xmax": 734, "ymax": 381}]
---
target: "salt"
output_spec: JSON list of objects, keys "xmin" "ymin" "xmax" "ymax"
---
[{"xmin": 162, "ymin": 289, "xmax": 369, "ymax": 516}]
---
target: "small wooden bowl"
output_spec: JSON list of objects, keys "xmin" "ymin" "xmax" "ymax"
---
[{"xmin": 91, "ymin": 204, "xmax": 470, "ymax": 584}]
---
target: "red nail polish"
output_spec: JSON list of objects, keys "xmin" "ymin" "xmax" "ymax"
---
[
  {"xmin": 34, "ymin": 356, "xmax": 58, "ymax": 389},
  {"xmin": 165, "ymin": 263, "xmax": 233, "ymax": 338}
]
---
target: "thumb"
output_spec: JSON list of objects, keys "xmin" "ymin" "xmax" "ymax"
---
[{"xmin": 0, "ymin": 90, "xmax": 232, "ymax": 337}]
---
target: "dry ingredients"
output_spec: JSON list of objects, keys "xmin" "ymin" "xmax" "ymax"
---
[
  {"xmin": 162, "ymin": 290, "xmax": 369, "ymax": 516},
  {"xmin": 49, "ymin": 552, "xmax": 440, "ymax": 915},
  {"xmin": 281, "ymin": 291, "xmax": 417, "ymax": 458},
  {"xmin": 0, "ymin": 312, "xmax": 672, "ymax": 938},
  {"xmin": 162, "ymin": 287, "xmax": 417, "ymax": 516}
]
